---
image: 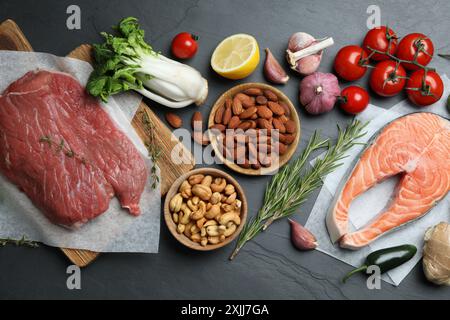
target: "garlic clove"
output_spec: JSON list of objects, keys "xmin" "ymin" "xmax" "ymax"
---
[
  {"xmin": 288, "ymin": 218, "xmax": 317, "ymax": 250},
  {"xmin": 264, "ymin": 48, "xmax": 289, "ymax": 84}
]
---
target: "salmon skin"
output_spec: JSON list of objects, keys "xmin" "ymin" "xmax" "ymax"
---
[{"xmin": 326, "ymin": 112, "xmax": 450, "ymax": 250}]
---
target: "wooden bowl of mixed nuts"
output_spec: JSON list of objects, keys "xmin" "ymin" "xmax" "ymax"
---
[
  {"xmin": 208, "ymin": 83, "xmax": 300, "ymax": 175},
  {"xmin": 164, "ymin": 168, "xmax": 247, "ymax": 251}
]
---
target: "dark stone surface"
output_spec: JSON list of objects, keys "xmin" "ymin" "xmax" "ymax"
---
[{"xmin": 0, "ymin": 0, "xmax": 449, "ymax": 299}]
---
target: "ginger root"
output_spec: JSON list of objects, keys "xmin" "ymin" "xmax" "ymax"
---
[{"xmin": 423, "ymin": 222, "xmax": 450, "ymax": 286}]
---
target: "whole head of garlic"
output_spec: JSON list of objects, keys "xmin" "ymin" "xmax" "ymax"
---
[
  {"xmin": 299, "ymin": 72, "xmax": 340, "ymax": 115},
  {"xmin": 423, "ymin": 222, "xmax": 450, "ymax": 286}
]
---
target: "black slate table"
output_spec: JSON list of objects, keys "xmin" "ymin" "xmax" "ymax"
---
[{"xmin": 1, "ymin": 0, "xmax": 449, "ymax": 299}]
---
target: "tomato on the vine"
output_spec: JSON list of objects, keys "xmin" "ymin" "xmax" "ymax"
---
[
  {"xmin": 340, "ymin": 86, "xmax": 370, "ymax": 114},
  {"xmin": 334, "ymin": 45, "xmax": 368, "ymax": 81},
  {"xmin": 396, "ymin": 33, "xmax": 434, "ymax": 70},
  {"xmin": 405, "ymin": 70, "xmax": 443, "ymax": 107},
  {"xmin": 369, "ymin": 60, "xmax": 406, "ymax": 97},
  {"xmin": 171, "ymin": 32, "xmax": 198, "ymax": 59},
  {"xmin": 363, "ymin": 26, "xmax": 397, "ymax": 61}
]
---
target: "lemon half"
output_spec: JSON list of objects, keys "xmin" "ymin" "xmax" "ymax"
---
[{"xmin": 211, "ymin": 34, "xmax": 260, "ymax": 80}]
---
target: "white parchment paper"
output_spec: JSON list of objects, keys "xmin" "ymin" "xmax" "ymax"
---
[
  {"xmin": 306, "ymin": 75, "xmax": 450, "ymax": 286},
  {"xmin": 0, "ymin": 50, "xmax": 160, "ymax": 253}
]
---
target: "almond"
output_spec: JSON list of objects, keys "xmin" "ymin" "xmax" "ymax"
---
[
  {"xmin": 279, "ymin": 133, "xmax": 296, "ymax": 145},
  {"xmin": 222, "ymin": 101, "xmax": 232, "ymax": 125},
  {"xmin": 257, "ymin": 118, "xmax": 272, "ymax": 130},
  {"xmin": 250, "ymin": 113, "xmax": 258, "ymax": 120},
  {"xmin": 279, "ymin": 101, "xmax": 291, "ymax": 117},
  {"xmin": 243, "ymin": 88, "xmax": 263, "ymax": 96},
  {"xmin": 209, "ymin": 124, "xmax": 226, "ymax": 132},
  {"xmin": 273, "ymin": 142, "xmax": 288, "ymax": 155},
  {"xmin": 191, "ymin": 111, "xmax": 202, "ymax": 130},
  {"xmin": 251, "ymin": 161, "xmax": 261, "ymax": 170},
  {"xmin": 238, "ymin": 158, "xmax": 251, "ymax": 169},
  {"xmin": 192, "ymin": 131, "xmax": 209, "ymax": 146},
  {"xmin": 263, "ymin": 89, "xmax": 278, "ymax": 102},
  {"xmin": 239, "ymin": 107, "xmax": 257, "ymax": 119},
  {"xmin": 237, "ymin": 121, "xmax": 252, "ymax": 130},
  {"xmin": 267, "ymin": 101, "xmax": 285, "ymax": 116},
  {"xmin": 257, "ymin": 105, "xmax": 273, "ymax": 119},
  {"xmin": 235, "ymin": 145, "xmax": 246, "ymax": 162},
  {"xmin": 278, "ymin": 115, "xmax": 289, "ymax": 123},
  {"xmin": 228, "ymin": 116, "xmax": 241, "ymax": 129},
  {"xmin": 232, "ymin": 96, "xmax": 243, "ymax": 115},
  {"xmin": 284, "ymin": 119, "xmax": 296, "ymax": 134},
  {"xmin": 272, "ymin": 118, "xmax": 286, "ymax": 133},
  {"xmin": 235, "ymin": 93, "xmax": 254, "ymax": 108},
  {"xmin": 165, "ymin": 112, "xmax": 182, "ymax": 128},
  {"xmin": 256, "ymin": 95, "xmax": 268, "ymax": 105},
  {"xmin": 249, "ymin": 120, "xmax": 257, "ymax": 129},
  {"xmin": 215, "ymin": 104, "xmax": 225, "ymax": 124},
  {"xmin": 248, "ymin": 142, "xmax": 258, "ymax": 160}
]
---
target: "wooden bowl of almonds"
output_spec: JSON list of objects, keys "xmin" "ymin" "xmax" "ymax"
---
[
  {"xmin": 208, "ymin": 83, "xmax": 300, "ymax": 175},
  {"xmin": 164, "ymin": 168, "xmax": 247, "ymax": 251}
]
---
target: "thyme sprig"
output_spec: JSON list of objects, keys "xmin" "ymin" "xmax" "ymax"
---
[
  {"xmin": 230, "ymin": 120, "xmax": 368, "ymax": 260},
  {"xmin": 39, "ymin": 136, "xmax": 79, "ymax": 160},
  {"xmin": 139, "ymin": 110, "xmax": 161, "ymax": 189},
  {"xmin": 0, "ymin": 236, "xmax": 39, "ymax": 248}
]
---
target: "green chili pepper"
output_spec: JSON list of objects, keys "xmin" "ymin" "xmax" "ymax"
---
[{"xmin": 342, "ymin": 244, "xmax": 417, "ymax": 283}]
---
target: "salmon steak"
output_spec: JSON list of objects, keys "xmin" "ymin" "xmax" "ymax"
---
[{"xmin": 326, "ymin": 112, "xmax": 450, "ymax": 250}]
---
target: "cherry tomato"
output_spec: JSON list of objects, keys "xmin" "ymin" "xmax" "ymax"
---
[
  {"xmin": 340, "ymin": 86, "xmax": 370, "ymax": 114},
  {"xmin": 369, "ymin": 60, "xmax": 406, "ymax": 97},
  {"xmin": 405, "ymin": 70, "xmax": 443, "ymax": 107},
  {"xmin": 334, "ymin": 45, "xmax": 368, "ymax": 81},
  {"xmin": 396, "ymin": 33, "xmax": 434, "ymax": 70},
  {"xmin": 363, "ymin": 26, "xmax": 398, "ymax": 61},
  {"xmin": 171, "ymin": 32, "xmax": 198, "ymax": 59}
]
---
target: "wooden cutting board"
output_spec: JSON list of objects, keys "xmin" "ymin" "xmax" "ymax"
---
[{"xmin": 0, "ymin": 19, "xmax": 195, "ymax": 267}]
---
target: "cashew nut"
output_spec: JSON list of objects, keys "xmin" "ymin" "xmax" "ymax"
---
[
  {"xmin": 190, "ymin": 224, "xmax": 200, "ymax": 234},
  {"xmin": 221, "ymin": 203, "xmax": 234, "ymax": 212},
  {"xmin": 192, "ymin": 184, "xmax": 212, "ymax": 201},
  {"xmin": 191, "ymin": 233, "xmax": 201, "ymax": 243},
  {"xmin": 206, "ymin": 225, "xmax": 221, "ymax": 236},
  {"xmin": 224, "ymin": 222, "xmax": 237, "ymax": 237},
  {"xmin": 192, "ymin": 196, "xmax": 200, "ymax": 205},
  {"xmin": 177, "ymin": 223, "xmax": 185, "ymax": 234},
  {"xmin": 179, "ymin": 180, "xmax": 192, "ymax": 198},
  {"xmin": 201, "ymin": 227, "xmax": 207, "ymax": 237},
  {"xmin": 186, "ymin": 199, "xmax": 198, "ymax": 212},
  {"xmin": 183, "ymin": 222, "xmax": 193, "ymax": 238},
  {"xmin": 203, "ymin": 220, "xmax": 217, "ymax": 228},
  {"xmin": 208, "ymin": 236, "xmax": 220, "ymax": 244},
  {"xmin": 169, "ymin": 193, "xmax": 183, "ymax": 213},
  {"xmin": 201, "ymin": 175, "xmax": 213, "ymax": 187},
  {"xmin": 201, "ymin": 237, "xmax": 208, "ymax": 246},
  {"xmin": 219, "ymin": 234, "xmax": 226, "ymax": 242},
  {"xmin": 224, "ymin": 184, "xmax": 235, "ymax": 196},
  {"xmin": 172, "ymin": 213, "xmax": 179, "ymax": 224},
  {"xmin": 234, "ymin": 199, "xmax": 242, "ymax": 210},
  {"xmin": 190, "ymin": 201, "xmax": 206, "ymax": 220},
  {"xmin": 225, "ymin": 192, "xmax": 237, "ymax": 205},
  {"xmin": 204, "ymin": 204, "xmax": 221, "ymax": 219},
  {"xmin": 211, "ymin": 177, "xmax": 226, "ymax": 193},
  {"xmin": 210, "ymin": 192, "xmax": 221, "ymax": 205},
  {"xmin": 219, "ymin": 211, "xmax": 241, "ymax": 226},
  {"xmin": 179, "ymin": 204, "xmax": 192, "ymax": 225},
  {"xmin": 196, "ymin": 217, "xmax": 206, "ymax": 229},
  {"xmin": 188, "ymin": 174, "xmax": 204, "ymax": 185}
]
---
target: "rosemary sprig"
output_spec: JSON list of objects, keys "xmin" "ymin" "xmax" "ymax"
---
[
  {"xmin": 0, "ymin": 236, "xmax": 39, "ymax": 248},
  {"xmin": 229, "ymin": 119, "xmax": 368, "ymax": 260},
  {"xmin": 139, "ymin": 110, "xmax": 161, "ymax": 189}
]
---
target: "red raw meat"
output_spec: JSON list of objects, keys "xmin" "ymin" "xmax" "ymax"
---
[{"xmin": 0, "ymin": 70, "xmax": 148, "ymax": 227}]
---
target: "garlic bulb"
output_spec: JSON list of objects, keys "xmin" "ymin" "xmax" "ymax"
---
[
  {"xmin": 299, "ymin": 72, "xmax": 340, "ymax": 115},
  {"xmin": 423, "ymin": 222, "xmax": 450, "ymax": 286}
]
